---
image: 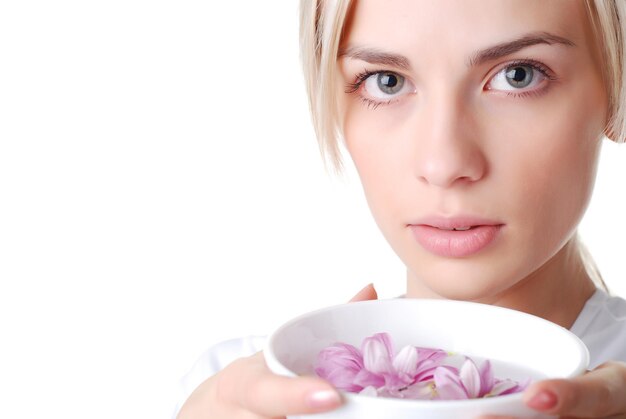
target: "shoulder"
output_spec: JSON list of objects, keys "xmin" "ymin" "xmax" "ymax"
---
[
  {"xmin": 173, "ymin": 335, "xmax": 267, "ymax": 417},
  {"xmin": 571, "ymin": 289, "xmax": 626, "ymax": 368}
]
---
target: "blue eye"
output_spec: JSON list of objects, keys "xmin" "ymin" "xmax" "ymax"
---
[
  {"xmin": 505, "ymin": 65, "xmax": 534, "ymax": 88},
  {"xmin": 376, "ymin": 72, "xmax": 405, "ymax": 94},
  {"xmin": 360, "ymin": 71, "xmax": 414, "ymax": 100},
  {"xmin": 488, "ymin": 61, "xmax": 552, "ymax": 93}
]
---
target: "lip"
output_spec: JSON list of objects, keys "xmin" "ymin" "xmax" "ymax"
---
[{"xmin": 408, "ymin": 216, "xmax": 504, "ymax": 258}]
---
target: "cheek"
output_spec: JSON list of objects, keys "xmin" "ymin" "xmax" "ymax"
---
[
  {"xmin": 487, "ymin": 96, "xmax": 604, "ymax": 248},
  {"xmin": 487, "ymin": 62, "xmax": 606, "ymax": 224},
  {"xmin": 343, "ymin": 106, "xmax": 414, "ymax": 225}
]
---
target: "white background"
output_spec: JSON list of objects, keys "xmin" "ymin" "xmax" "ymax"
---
[{"xmin": 0, "ymin": 2, "xmax": 624, "ymax": 418}]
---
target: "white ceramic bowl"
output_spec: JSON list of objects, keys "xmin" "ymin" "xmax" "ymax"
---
[{"xmin": 264, "ymin": 298, "xmax": 589, "ymax": 419}]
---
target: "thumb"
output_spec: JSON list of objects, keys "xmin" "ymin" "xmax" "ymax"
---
[
  {"xmin": 349, "ymin": 283, "xmax": 378, "ymax": 302},
  {"xmin": 523, "ymin": 361, "xmax": 626, "ymax": 418}
]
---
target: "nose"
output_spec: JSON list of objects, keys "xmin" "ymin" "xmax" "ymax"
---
[{"xmin": 412, "ymin": 95, "xmax": 487, "ymax": 188}]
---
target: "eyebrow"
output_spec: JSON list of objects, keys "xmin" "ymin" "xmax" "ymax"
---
[
  {"xmin": 338, "ymin": 46, "xmax": 411, "ymax": 70},
  {"xmin": 338, "ymin": 32, "xmax": 576, "ymax": 70},
  {"xmin": 468, "ymin": 32, "xmax": 575, "ymax": 67}
]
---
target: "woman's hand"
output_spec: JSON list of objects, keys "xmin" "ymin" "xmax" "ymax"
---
[
  {"xmin": 481, "ymin": 361, "xmax": 626, "ymax": 419},
  {"xmin": 176, "ymin": 352, "xmax": 342, "ymax": 418},
  {"xmin": 176, "ymin": 283, "xmax": 378, "ymax": 419}
]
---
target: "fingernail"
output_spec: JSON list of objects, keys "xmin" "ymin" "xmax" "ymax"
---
[
  {"xmin": 306, "ymin": 389, "xmax": 341, "ymax": 410},
  {"xmin": 527, "ymin": 390, "xmax": 558, "ymax": 410}
]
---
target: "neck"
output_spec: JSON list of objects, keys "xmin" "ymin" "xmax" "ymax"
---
[{"xmin": 406, "ymin": 235, "xmax": 597, "ymax": 329}]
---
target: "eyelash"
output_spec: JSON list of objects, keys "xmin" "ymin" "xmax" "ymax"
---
[
  {"xmin": 345, "ymin": 69, "xmax": 396, "ymax": 109},
  {"xmin": 345, "ymin": 58, "xmax": 557, "ymax": 108},
  {"xmin": 493, "ymin": 58, "xmax": 557, "ymax": 99}
]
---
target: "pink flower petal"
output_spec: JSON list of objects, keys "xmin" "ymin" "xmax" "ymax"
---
[
  {"xmin": 434, "ymin": 365, "xmax": 468, "ymax": 400},
  {"xmin": 491, "ymin": 377, "xmax": 531, "ymax": 396},
  {"xmin": 417, "ymin": 347, "xmax": 448, "ymax": 364},
  {"xmin": 478, "ymin": 359, "xmax": 494, "ymax": 397},
  {"xmin": 353, "ymin": 366, "xmax": 385, "ymax": 388},
  {"xmin": 314, "ymin": 343, "xmax": 365, "ymax": 391},
  {"xmin": 362, "ymin": 333, "xmax": 395, "ymax": 375},
  {"xmin": 401, "ymin": 381, "xmax": 438, "ymax": 400},
  {"xmin": 459, "ymin": 358, "xmax": 481, "ymax": 398},
  {"xmin": 392, "ymin": 345, "xmax": 419, "ymax": 377},
  {"xmin": 314, "ymin": 333, "xmax": 529, "ymax": 401},
  {"xmin": 489, "ymin": 379, "xmax": 520, "ymax": 396}
]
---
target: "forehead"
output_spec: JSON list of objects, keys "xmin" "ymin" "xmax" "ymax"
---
[{"xmin": 343, "ymin": 0, "xmax": 591, "ymax": 58}]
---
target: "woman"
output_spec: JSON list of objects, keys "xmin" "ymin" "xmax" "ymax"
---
[{"xmin": 177, "ymin": 1, "xmax": 626, "ymax": 417}]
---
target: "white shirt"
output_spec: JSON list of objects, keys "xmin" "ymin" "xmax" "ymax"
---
[
  {"xmin": 569, "ymin": 288, "xmax": 626, "ymax": 367},
  {"xmin": 173, "ymin": 289, "xmax": 626, "ymax": 416}
]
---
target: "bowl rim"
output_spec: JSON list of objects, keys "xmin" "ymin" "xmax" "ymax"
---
[{"xmin": 264, "ymin": 298, "xmax": 590, "ymax": 407}]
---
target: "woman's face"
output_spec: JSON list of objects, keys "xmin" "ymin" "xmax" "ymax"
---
[{"xmin": 339, "ymin": 0, "xmax": 608, "ymax": 301}]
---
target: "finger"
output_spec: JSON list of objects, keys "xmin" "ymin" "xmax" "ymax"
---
[
  {"xmin": 220, "ymin": 352, "xmax": 343, "ymax": 417},
  {"xmin": 349, "ymin": 283, "xmax": 378, "ymax": 302},
  {"xmin": 475, "ymin": 416, "xmax": 518, "ymax": 419},
  {"xmin": 523, "ymin": 361, "xmax": 626, "ymax": 418}
]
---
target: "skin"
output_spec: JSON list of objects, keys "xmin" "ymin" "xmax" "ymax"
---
[
  {"xmin": 177, "ymin": 1, "xmax": 626, "ymax": 418},
  {"xmin": 176, "ymin": 285, "xmax": 376, "ymax": 419},
  {"xmin": 339, "ymin": 0, "xmax": 605, "ymax": 328}
]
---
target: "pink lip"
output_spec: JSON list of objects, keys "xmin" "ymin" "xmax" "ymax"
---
[{"xmin": 409, "ymin": 216, "xmax": 504, "ymax": 258}]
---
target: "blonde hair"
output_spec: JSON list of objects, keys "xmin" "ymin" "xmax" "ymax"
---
[
  {"xmin": 300, "ymin": 0, "xmax": 626, "ymax": 170},
  {"xmin": 299, "ymin": 0, "xmax": 352, "ymax": 171},
  {"xmin": 585, "ymin": 0, "xmax": 626, "ymax": 143}
]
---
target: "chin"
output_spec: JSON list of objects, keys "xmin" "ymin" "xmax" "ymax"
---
[{"xmin": 409, "ymin": 260, "xmax": 522, "ymax": 303}]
